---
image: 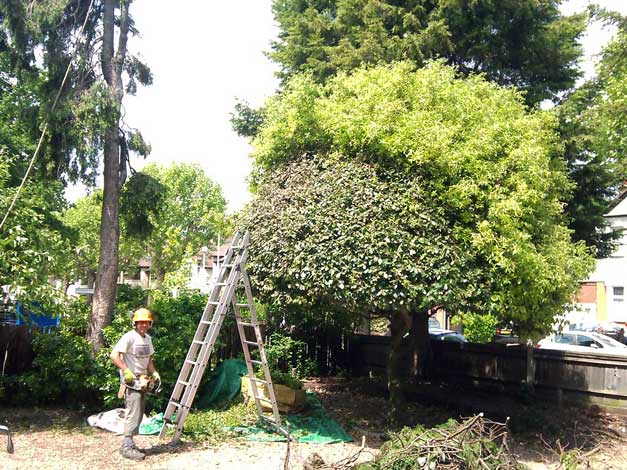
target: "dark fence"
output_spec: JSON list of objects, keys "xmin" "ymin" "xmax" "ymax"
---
[
  {"xmin": 349, "ymin": 334, "xmax": 627, "ymax": 400},
  {"xmin": 0, "ymin": 325, "xmax": 34, "ymax": 375}
]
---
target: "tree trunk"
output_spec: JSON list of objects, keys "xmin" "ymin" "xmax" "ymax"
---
[
  {"xmin": 387, "ymin": 309, "xmax": 411, "ymax": 425},
  {"xmin": 87, "ymin": 0, "xmax": 131, "ymax": 353},
  {"xmin": 409, "ymin": 309, "xmax": 432, "ymax": 381}
]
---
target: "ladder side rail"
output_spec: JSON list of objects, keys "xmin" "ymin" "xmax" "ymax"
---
[
  {"xmin": 232, "ymin": 298, "xmax": 266, "ymax": 419},
  {"xmin": 239, "ymin": 266, "xmax": 283, "ymax": 429}
]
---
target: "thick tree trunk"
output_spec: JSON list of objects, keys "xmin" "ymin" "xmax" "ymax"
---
[
  {"xmin": 87, "ymin": 125, "xmax": 121, "ymax": 351},
  {"xmin": 87, "ymin": 0, "xmax": 131, "ymax": 353},
  {"xmin": 387, "ymin": 309, "xmax": 411, "ymax": 424},
  {"xmin": 409, "ymin": 310, "xmax": 432, "ymax": 380}
]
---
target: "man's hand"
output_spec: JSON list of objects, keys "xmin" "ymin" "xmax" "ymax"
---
[{"xmin": 123, "ymin": 368, "xmax": 135, "ymax": 384}]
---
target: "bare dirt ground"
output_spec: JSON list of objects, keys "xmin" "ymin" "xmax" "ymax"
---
[{"xmin": 1, "ymin": 378, "xmax": 627, "ymax": 469}]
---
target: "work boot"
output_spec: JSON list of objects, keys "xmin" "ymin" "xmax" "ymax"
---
[{"xmin": 120, "ymin": 445, "xmax": 145, "ymax": 461}]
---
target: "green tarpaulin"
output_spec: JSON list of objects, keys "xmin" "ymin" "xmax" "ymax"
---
[
  {"xmin": 143, "ymin": 359, "xmax": 352, "ymax": 444},
  {"xmin": 227, "ymin": 392, "xmax": 353, "ymax": 444}
]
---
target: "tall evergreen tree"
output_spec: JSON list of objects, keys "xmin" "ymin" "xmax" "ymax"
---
[
  {"xmin": 0, "ymin": 0, "xmax": 152, "ymax": 352},
  {"xmin": 269, "ymin": 0, "xmax": 586, "ymax": 106}
]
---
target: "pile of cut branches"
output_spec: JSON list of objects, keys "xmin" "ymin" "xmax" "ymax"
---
[{"xmin": 357, "ymin": 413, "xmax": 523, "ymax": 470}]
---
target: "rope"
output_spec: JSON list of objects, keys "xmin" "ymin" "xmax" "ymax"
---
[{"xmin": 0, "ymin": 0, "xmax": 96, "ymax": 232}]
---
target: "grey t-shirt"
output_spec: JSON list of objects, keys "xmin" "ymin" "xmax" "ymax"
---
[{"xmin": 113, "ymin": 330, "xmax": 154, "ymax": 376}]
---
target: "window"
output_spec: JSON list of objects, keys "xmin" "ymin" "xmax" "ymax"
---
[
  {"xmin": 576, "ymin": 334, "xmax": 602, "ymax": 348},
  {"xmin": 555, "ymin": 333, "xmax": 576, "ymax": 345},
  {"xmin": 614, "ymin": 286, "xmax": 625, "ymax": 303}
]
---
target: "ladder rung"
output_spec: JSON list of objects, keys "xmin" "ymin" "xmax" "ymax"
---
[
  {"xmin": 231, "ymin": 245, "xmax": 244, "ymax": 249},
  {"xmin": 168, "ymin": 400, "xmax": 182, "ymax": 408},
  {"xmin": 185, "ymin": 360, "xmax": 198, "ymax": 366},
  {"xmin": 249, "ymin": 377, "xmax": 267, "ymax": 384},
  {"xmin": 200, "ymin": 320, "xmax": 213, "ymax": 325},
  {"xmin": 259, "ymin": 414, "xmax": 277, "ymax": 424},
  {"xmin": 238, "ymin": 322, "xmax": 254, "ymax": 327},
  {"xmin": 178, "ymin": 380, "xmax": 191, "ymax": 387},
  {"xmin": 256, "ymin": 396, "xmax": 274, "ymax": 404},
  {"xmin": 242, "ymin": 340, "xmax": 260, "ymax": 347},
  {"xmin": 251, "ymin": 360, "xmax": 264, "ymax": 366},
  {"xmin": 214, "ymin": 282, "xmax": 228, "ymax": 286},
  {"xmin": 222, "ymin": 263, "xmax": 236, "ymax": 268},
  {"xmin": 236, "ymin": 303, "xmax": 250, "ymax": 308},
  {"xmin": 208, "ymin": 301, "xmax": 220, "ymax": 305},
  {"xmin": 193, "ymin": 340, "xmax": 205, "ymax": 346}
]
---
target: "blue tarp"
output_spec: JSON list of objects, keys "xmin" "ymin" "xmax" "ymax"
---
[{"xmin": 15, "ymin": 302, "xmax": 60, "ymax": 331}]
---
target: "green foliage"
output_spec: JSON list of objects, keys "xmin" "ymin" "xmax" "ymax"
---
[
  {"xmin": 362, "ymin": 418, "xmax": 517, "ymax": 470},
  {"xmin": 269, "ymin": 0, "xmax": 586, "ymax": 105},
  {"xmin": 62, "ymin": 190, "xmax": 147, "ymax": 282},
  {"xmin": 263, "ymin": 332, "xmax": 316, "ymax": 381},
  {"xmin": 246, "ymin": 62, "xmax": 593, "ymax": 339},
  {"xmin": 555, "ymin": 10, "xmax": 627, "ymax": 257},
  {"xmin": 256, "ymin": 367, "xmax": 302, "ymax": 390},
  {"xmin": 13, "ymin": 330, "xmax": 102, "ymax": 407},
  {"xmin": 120, "ymin": 172, "xmax": 166, "ymax": 238},
  {"xmin": 4, "ymin": 289, "xmax": 210, "ymax": 410},
  {"xmin": 461, "ymin": 313, "xmax": 498, "ymax": 344},
  {"xmin": 139, "ymin": 163, "xmax": 230, "ymax": 282},
  {"xmin": 182, "ymin": 401, "xmax": 257, "ymax": 444}
]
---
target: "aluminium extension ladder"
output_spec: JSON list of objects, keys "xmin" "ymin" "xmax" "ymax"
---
[{"xmin": 159, "ymin": 231, "xmax": 287, "ymax": 442}]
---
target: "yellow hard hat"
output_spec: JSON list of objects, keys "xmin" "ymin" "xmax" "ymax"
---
[{"xmin": 132, "ymin": 308, "xmax": 153, "ymax": 324}]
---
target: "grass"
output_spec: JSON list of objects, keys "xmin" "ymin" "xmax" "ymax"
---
[{"xmin": 179, "ymin": 398, "xmax": 259, "ymax": 445}]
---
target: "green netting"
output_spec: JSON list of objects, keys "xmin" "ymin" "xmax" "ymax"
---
[
  {"xmin": 227, "ymin": 391, "xmax": 353, "ymax": 444},
  {"xmin": 195, "ymin": 358, "xmax": 249, "ymax": 409},
  {"xmin": 139, "ymin": 412, "xmax": 164, "ymax": 435}
]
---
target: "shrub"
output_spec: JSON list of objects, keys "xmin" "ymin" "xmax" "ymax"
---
[
  {"xmin": 264, "ymin": 332, "xmax": 317, "ymax": 380},
  {"xmin": 461, "ymin": 313, "xmax": 498, "ymax": 343}
]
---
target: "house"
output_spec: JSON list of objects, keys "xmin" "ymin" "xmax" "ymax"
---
[
  {"xmin": 570, "ymin": 188, "xmax": 627, "ymax": 325},
  {"xmin": 188, "ymin": 238, "xmax": 232, "ymax": 294}
]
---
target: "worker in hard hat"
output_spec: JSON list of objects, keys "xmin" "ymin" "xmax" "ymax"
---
[{"xmin": 110, "ymin": 308, "xmax": 160, "ymax": 461}]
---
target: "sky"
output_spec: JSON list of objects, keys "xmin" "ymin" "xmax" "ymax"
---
[{"xmin": 67, "ymin": 0, "xmax": 627, "ymax": 213}]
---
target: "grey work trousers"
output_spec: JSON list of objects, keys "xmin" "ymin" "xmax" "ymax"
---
[{"xmin": 124, "ymin": 387, "xmax": 146, "ymax": 437}]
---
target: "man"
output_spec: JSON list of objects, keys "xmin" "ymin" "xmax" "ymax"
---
[{"xmin": 111, "ymin": 307, "xmax": 160, "ymax": 461}]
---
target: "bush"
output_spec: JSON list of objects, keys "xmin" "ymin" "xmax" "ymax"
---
[
  {"xmin": 12, "ymin": 329, "xmax": 103, "ymax": 407},
  {"xmin": 5, "ymin": 288, "xmax": 210, "ymax": 410},
  {"xmin": 263, "ymin": 332, "xmax": 317, "ymax": 380},
  {"xmin": 461, "ymin": 313, "xmax": 498, "ymax": 343}
]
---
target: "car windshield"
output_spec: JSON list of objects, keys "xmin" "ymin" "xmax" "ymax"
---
[{"xmin": 592, "ymin": 333, "xmax": 627, "ymax": 349}]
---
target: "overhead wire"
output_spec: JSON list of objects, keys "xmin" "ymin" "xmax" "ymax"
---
[{"xmin": 0, "ymin": 0, "xmax": 96, "ymax": 232}]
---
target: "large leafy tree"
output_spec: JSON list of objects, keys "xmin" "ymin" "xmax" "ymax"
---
[
  {"xmin": 269, "ymin": 0, "xmax": 586, "ymax": 106},
  {"xmin": 133, "ymin": 163, "xmax": 230, "ymax": 284},
  {"xmin": 242, "ymin": 62, "xmax": 592, "ymax": 415}
]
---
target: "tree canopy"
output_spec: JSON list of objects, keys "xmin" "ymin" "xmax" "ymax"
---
[
  {"xmin": 269, "ymin": 0, "xmax": 587, "ymax": 106},
  {"xmin": 135, "ymin": 163, "xmax": 230, "ymax": 284},
  {"xmin": 245, "ymin": 61, "xmax": 593, "ymax": 339}
]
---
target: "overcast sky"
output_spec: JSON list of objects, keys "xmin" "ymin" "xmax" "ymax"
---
[{"xmin": 68, "ymin": 0, "xmax": 627, "ymax": 212}]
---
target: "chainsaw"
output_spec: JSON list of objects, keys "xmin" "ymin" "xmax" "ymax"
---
[{"xmin": 117, "ymin": 372, "xmax": 162, "ymax": 398}]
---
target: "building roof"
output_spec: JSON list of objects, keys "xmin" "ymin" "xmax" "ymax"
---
[{"xmin": 607, "ymin": 184, "xmax": 627, "ymax": 217}]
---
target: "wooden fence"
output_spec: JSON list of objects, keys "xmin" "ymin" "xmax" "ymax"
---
[
  {"xmin": 0, "ymin": 325, "xmax": 34, "ymax": 375},
  {"xmin": 349, "ymin": 334, "xmax": 627, "ymax": 403}
]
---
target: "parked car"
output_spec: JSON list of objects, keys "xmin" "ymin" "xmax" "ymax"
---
[
  {"xmin": 568, "ymin": 322, "xmax": 626, "ymax": 344},
  {"xmin": 429, "ymin": 328, "xmax": 467, "ymax": 343},
  {"xmin": 536, "ymin": 330, "xmax": 627, "ymax": 357}
]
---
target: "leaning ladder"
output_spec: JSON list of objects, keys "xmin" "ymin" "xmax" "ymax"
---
[{"xmin": 159, "ymin": 231, "xmax": 286, "ymax": 442}]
